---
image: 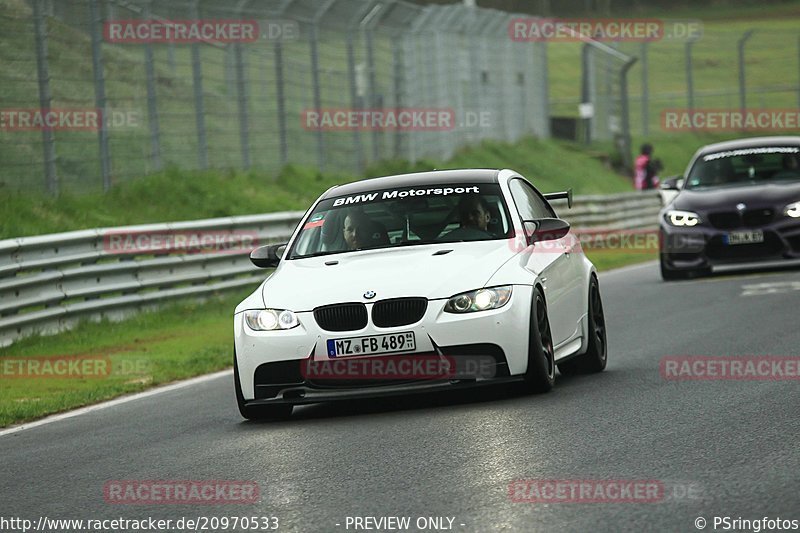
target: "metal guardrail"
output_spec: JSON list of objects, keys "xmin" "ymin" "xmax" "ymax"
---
[{"xmin": 0, "ymin": 191, "xmax": 662, "ymax": 347}]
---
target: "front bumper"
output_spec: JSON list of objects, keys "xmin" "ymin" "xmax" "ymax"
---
[
  {"xmin": 233, "ymin": 285, "xmax": 533, "ymax": 403},
  {"xmin": 660, "ymin": 218, "xmax": 800, "ymax": 271}
]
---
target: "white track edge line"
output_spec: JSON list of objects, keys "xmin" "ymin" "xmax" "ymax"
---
[{"xmin": 0, "ymin": 369, "xmax": 232, "ymax": 437}]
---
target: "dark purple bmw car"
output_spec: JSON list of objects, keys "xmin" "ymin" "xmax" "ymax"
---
[{"xmin": 659, "ymin": 136, "xmax": 800, "ymax": 280}]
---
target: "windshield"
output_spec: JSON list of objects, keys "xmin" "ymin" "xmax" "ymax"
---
[
  {"xmin": 287, "ymin": 183, "xmax": 513, "ymax": 259},
  {"xmin": 685, "ymin": 146, "xmax": 800, "ymax": 189}
]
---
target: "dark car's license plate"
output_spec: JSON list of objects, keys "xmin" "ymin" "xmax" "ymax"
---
[{"xmin": 724, "ymin": 230, "xmax": 764, "ymax": 245}]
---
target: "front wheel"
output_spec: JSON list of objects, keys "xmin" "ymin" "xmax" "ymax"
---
[
  {"xmin": 558, "ymin": 276, "xmax": 607, "ymax": 375},
  {"xmin": 523, "ymin": 288, "xmax": 555, "ymax": 393},
  {"xmin": 234, "ymin": 352, "xmax": 293, "ymax": 421}
]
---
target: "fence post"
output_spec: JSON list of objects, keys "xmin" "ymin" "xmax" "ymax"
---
[
  {"xmin": 88, "ymin": 0, "xmax": 111, "ymax": 191},
  {"xmin": 142, "ymin": 0, "xmax": 162, "ymax": 171},
  {"xmin": 640, "ymin": 41, "xmax": 649, "ymax": 138},
  {"xmin": 345, "ymin": 33, "xmax": 364, "ymax": 173},
  {"xmin": 797, "ymin": 35, "xmax": 800, "ymax": 109},
  {"xmin": 233, "ymin": 41, "xmax": 250, "ymax": 169},
  {"xmin": 685, "ymin": 39, "xmax": 695, "ymax": 114},
  {"xmin": 737, "ymin": 30, "xmax": 755, "ymax": 112},
  {"xmin": 189, "ymin": 0, "xmax": 208, "ymax": 169},
  {"xmin": 309, "ymin": 0, "xmax": 337, "ymax": 171},
  {"xmin": 274, "ymin": 42, "xmax": 288, "ymax": 167},
  {"xmin": 619, "ymin": 57, "xmax": 637, "ymax": 174},
  {"xmin": 580, "ymin": 43, "xmax": 592, "ymax": 145},
  {"xmin": 365, "ymin": 22, "xmax": 380, "ymax": 162},
  {"xmin": 32, "ymin": 0, "xmax": 58, "ymax": 196}
]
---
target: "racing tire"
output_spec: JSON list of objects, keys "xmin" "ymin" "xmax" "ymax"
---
[
  {"xmin": 234, "ymin": 351, "xmax": 293, "ymax": 421},
  {"xmin": 558, "ymin": 276, "xmax": 608, "ymax": 375},
  {"xmin": 523, "ymin": 287, "xmax": 555, "ymax": 393}
]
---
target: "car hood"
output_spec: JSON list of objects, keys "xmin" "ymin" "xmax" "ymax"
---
[
  {"xmin": 260, "ymin": 241, "xmax": 515, "ymax": 311},
  {"xmin": 673, "ymin": 181, "xmax": 800, "ymax": 212}
]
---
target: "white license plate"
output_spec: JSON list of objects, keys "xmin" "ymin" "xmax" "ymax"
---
[
  {"xmin": 725, "ymin": 230, "xmax": 764, "ymax": 245},
  {"xmin": 327, "ymin": 332, "xmax": 416, "ymax": 358}
]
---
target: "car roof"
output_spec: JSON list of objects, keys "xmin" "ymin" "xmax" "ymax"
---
[
  {"xmin": 321, "ymin": 169, "xmax": 501, "ymax": 199},
  {"xmin": 696, "ymin": 136, "xmax": 800, "ymax": 156}
]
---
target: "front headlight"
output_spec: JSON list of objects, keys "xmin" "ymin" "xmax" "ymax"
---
[
  {"xmin": 244, "ymin": 309, "xmax": 300, "ymax": 331},
  {"xmin": 666, "ymin": 210, "xmax": 701, "ymax": 227},
  {"xmin": 784, "ymin": 201, "xmax": 800, "ymax": 218},
  {"xmin": 444, "ymin": 286, "xmax": 512, "ymax": 314}
]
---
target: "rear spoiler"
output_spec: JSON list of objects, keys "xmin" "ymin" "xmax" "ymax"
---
[{"xmin": 543, "ymin": 188, "xmax": 573, "ymax": 209}]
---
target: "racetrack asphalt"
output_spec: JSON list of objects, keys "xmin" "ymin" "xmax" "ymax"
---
[{"xmin": 2, "ymin": 261, "xmax": 799, "ymax": 532}]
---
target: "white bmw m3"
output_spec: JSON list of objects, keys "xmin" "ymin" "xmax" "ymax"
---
[{"xmin": 233, "ymin": 169, "xmax": 607, "ymax": 420}]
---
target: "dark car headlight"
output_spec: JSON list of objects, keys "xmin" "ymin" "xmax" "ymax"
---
[
  {"xmin": 665, "ymin": 210, "xmax": 701, "ymax": 227},
  {"xmin": 244, "ymin": 309, "xmax": 300, "ymax": 330},
  {"xmin": 784, "ymin": 201, "xmax": 800, "ymax": 218},
  {"xmin": 444, "ymin": 286, "xmax": 512, "ymax": 314}
]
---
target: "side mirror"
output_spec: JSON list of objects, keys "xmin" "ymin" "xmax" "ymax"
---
[
  {"xmin": 523, "ymin": 218, "xmax": 571, "ymax": 245},
  {"xmin": 660, "ymin": 176, "xmax": 684, "ymax": 191},
  {"xmin": 250, "ymin": 243, "xmax": 286, "ymax": 268}
]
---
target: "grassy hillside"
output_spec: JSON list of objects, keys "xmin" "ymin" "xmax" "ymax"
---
[{"xmin": 0, "ymin": 136, "xmax": 633, "ymax": 239}]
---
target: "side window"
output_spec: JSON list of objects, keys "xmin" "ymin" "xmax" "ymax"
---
[{"xmin": 509, "ymin": 179, "xmax": 556, "ymax": 220}]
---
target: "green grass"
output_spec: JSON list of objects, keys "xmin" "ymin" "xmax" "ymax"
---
[
  {"xmin": 0, "ymin": 288, "xmax": 251, "ymax": 427},
  {"xmin": 0, "ymin": 136, "xmax": 632, "ymax": 239}
]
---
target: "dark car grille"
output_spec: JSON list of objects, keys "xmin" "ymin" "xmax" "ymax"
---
[
  {"xmin": 708, "ymin": 208, "xmax": 775, "ymax": 230},
  {"xmin": 371, "ymin": 298, "xmax": 428, "ymax": 328},
  {"xmin": 313, "ymin": 303, "xmax": 368, "ymax": 331}
]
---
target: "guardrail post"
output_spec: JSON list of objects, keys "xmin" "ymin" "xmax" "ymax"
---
[
  {"xmin": 142, "ymin": 0, "xmax": 162, "ymax": 171},
  {"xmin": 189, "ymin": 0, "xmax": 208, "ymax": 169},
  {"xmin": 88, "ymin": 0, "xmax": 111, "ymax": 191},
  {"xmin": 32, "ymin": 0, "xmax": 58, "ymax": 196},
  {"xmin": 737, "ymin": 30, "xmax": 755, "ymax": 112}
]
